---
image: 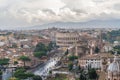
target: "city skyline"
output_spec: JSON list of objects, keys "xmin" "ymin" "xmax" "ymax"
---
[{"xmin": 0, "ymin": 0, "xmax": 120, "ymax": 29}]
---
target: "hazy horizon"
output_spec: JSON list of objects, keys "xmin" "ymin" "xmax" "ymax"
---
[{"xmin": 0, "ymin": 0, "xmax": 120, "ymax": 29}]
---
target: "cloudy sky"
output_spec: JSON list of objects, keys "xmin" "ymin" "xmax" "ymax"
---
[{"xmin": 0, "ymin": 0, "xmax": 120, "ymax": 29}]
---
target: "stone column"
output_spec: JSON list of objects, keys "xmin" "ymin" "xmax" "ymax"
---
[
  {"xmin": 75, "ymin": 45, "xmax": 78, "ymax": 56},
  {"xmin": 90, "ymin": 47, "xmax": 93, "ymax": 55}
]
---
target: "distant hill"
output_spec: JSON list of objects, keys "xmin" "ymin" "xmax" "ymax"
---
[
  {"xmin": 22, "ymin": 19, "xmax": 120, "ymax": 30},
  {"xmin": 102, "ymin": 29, "xmax": 120, "ymax": 43}
]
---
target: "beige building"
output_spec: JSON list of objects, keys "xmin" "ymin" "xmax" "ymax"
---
[
  {"xmin": 79, "ymin": 53, "xmax": 114, "ymax": 70},
  {"xmin": 56, "ymin": 31, "xmax": 80, "ymax": 49},
  {"xmin": 56, "ymin": 31, "xmax": 100, "ymax": 56},
  {"xmin": 79, "ymin": 54, "xmax": 101, "ymax": 69}
]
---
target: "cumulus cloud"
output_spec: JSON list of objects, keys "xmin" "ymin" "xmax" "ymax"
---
[{"xmin": 0, "ymin": 0, "xmax": 120, "ymax": 28}]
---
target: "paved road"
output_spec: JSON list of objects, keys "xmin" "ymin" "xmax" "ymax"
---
[
  {"xmin": 34, "ymin": 57, "xmax": 60, "ymax": 79},
  {"xmin": 34, "ymin": 48, "xmax": 64, "ymax": 79}
]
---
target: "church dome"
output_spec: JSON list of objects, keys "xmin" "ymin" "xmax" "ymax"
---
[
  {"xmin": 107, "ymin": 51, "xmax": 120, "ymax": 72},
  {"xmin": 107, "ymin": 62, "xmax": 120, "ymax": 72}
]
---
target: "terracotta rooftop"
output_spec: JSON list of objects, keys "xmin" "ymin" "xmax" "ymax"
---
[{"xmin": 80, "ymin": 53, "xmax": 114, "ymax": 60}]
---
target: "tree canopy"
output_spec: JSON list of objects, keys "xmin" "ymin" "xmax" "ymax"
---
[
  {"xmin": 19, "ymin": 56, "xmax": 30, "ymax": 62},
  {"xmin": 34, "ymin": 43, "xmax": 47, "ymax": 52},
  {"xmin": 65, "ymin": 49, "xmax": 69, "ymax": 55},
  {"xmin": 88, "ymin": 68, "xmax": 98, "ymax": 79},
  {"xmin": 113, "ymin": 45, "xmax": 120, "ymax": 54},
  {"xmin": 102, "ymin": 29, "xmax": 120, "ymax": 43},
  {"xmin": 34, "ymin": 51, "xmax": 46, "ymax": 58},
  {"xmin": 68, "ymin": 56, "xmax": 78, "ymax": 61},
  {"xmin": 32, "ymin": 75, "xmax": 42, "ymax": 80},
  {"xmin": 13, "ymin": 68, "xmax": 42, "ymax": 80},
  {"xmin": 0, "ymin": 58, "xmax": 9, "ymax": 65},
  {"xmin": 47, "ymin": 42, "xmax": 54, "ymax": 51},
  {"xmin": 19, "ymin": 56, "xmax": 30, "ymax": 67},
  {"xmin": 14, "ymin": 68, "xmax": 34, "ymax": 79},
  {"xmin": 33, "ymin": 42, "xmax": 54, "ymax": 58},
  {"xmin": 79, "ymin": 68, "xmax": 98, "ymax": 80},
  {"xmin": 94, "ymin": 46, "xmax": 100, "ymax": 53},
  {"xmin": 68, "ymin": 63, "xmax": 73, "ymax": 71}
]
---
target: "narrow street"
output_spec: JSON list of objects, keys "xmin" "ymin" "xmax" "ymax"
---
[
  {"xmin": 34, "ymin": 49, "xmax": 64, "ymax": 80},
  {"xmin": 34, "ymin": 57, "xmax": 59, "ymax": 76}
]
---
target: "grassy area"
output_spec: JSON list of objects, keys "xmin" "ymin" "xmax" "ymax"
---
[{"xmin": 47, "ymin": 74, "xmax": 69, "ymax": 80}]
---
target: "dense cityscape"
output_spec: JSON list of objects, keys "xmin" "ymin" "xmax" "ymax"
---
[
  {"xmin": 0, "ymin": 28, "xmax": 119, "ymax": 80},
  {"xmin": 0, "ymin": 0, "xmax": 120, "ymax": 80}
]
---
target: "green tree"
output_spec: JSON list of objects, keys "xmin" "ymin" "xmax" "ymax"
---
[
  {"xmin": 113, "ymin": 45, "xmax": 120, "ymax": 54},
  {"xmin": 32, "ymin": 75, "xmax": 42, "ymax": 80},
  {"xmin": 65, "ymin": 49, "xmax": 69, "ymax": 55},
  {"xmin": 88, "ymin": 68, "xmax": 98, "ymax": 79},
  {"xmin": 14, "ymin": 69, "xmax": 27, "ymax": 79},
  {"xmin": 0, "ymin": 58, "xmax": 9, "ymax": 66},
  {"xmin": 19, "ymin": 56, "xmax": 30, "ymax": 67},
  {"xmin": 34, "ymin": 51, "xmax": 46, "ymax": 58},
  {"xmin": 14, "ymin": 61, "xmax": 18, "ymax": 65},
  {"xmin": 102, "ymin": 29, "xmax": 120, "ymax": 43},
  {"xmin": 68, "ymin": 56, "xmax": 78, "ymax": 61},
  {"xmin": 68, "ymin": 63, "xmax": 73, "ymax": 71},
  {"xmin": 14, "ymin": 68, "xmax": 34, "ymax": 79},
  {"xmin": 0, "ymin": 70, "xmax": 2, "ymax": 75},
  {"xmin": 94, "ymin": 46, "xmax": 100, "ymax": 53},
  {"xmin": 47, "ymin": 42, "xmax": 54, "ymax": 51},
  {"xmin": 79, "ymin": 73, "xmax": 86, "ymax": 80},
  {"xmin": 34, "ymin": 43, "xmax": 48, "ymax": 59},
  {"xmin": 34, "ymin": 43, "xmax": 47, "ymax": 52}
]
